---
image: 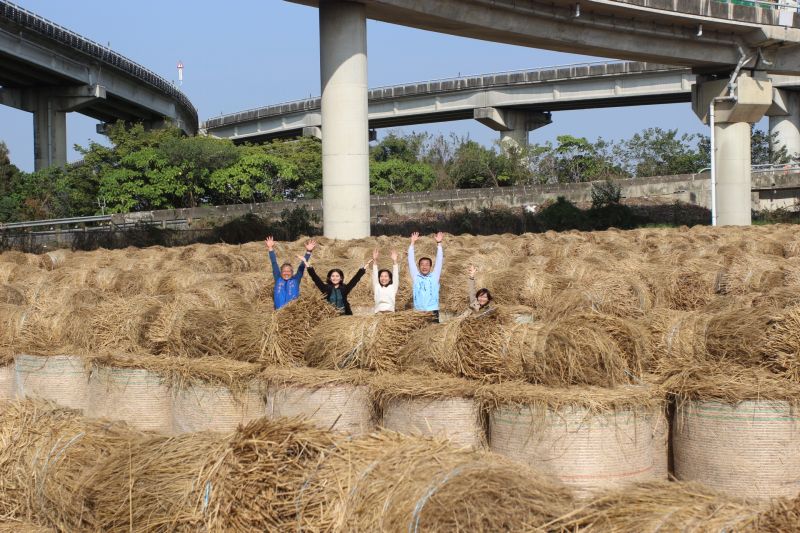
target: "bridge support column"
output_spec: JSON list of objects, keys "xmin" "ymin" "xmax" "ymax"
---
[
  {"xmin": 319, "ymin": 0, "xmax": 370, "ymax": 239},
  {"xmin": 768, "ymin": 88, "xmax": 800, "ymax": 160},
  {"xmin": 474, "ymin": 107, "xmax": 551, "ymax": 152},
  {"xmin": 692, "ymin": 73, "xmax": 773, "ymax": 226},
  {"xmin": 0, "ymin": 84, "xmax": 105, "ymax": 172}
]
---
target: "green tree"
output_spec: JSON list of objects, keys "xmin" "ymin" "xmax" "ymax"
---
[
  {"xmin": 615, "ymin": 128, "xmax": 707, "ymax": 177},
  {"xmin": 159, "ymin": 135, "xmax": 238, "ymax": 207},
  {"xmin": 209, "ymin": 146, "xmax": 297, "ymax": 203},
  {"xmin": 0, "ymin": 142, "xmax": 22, "ymax": 222},
  {"xmin": 369, "ymin": 159, "xmax": 435, "ymax": 194},
  {"xmin": 371, "ymin": 131, "xmax": 428, "ymax": 163},
  {"xmin": 552, "ymin": 135, "xmax": 625, "ymax": 183},
  {"xmin": 263, "ymin": 137, "xmax": 322, "ymax": 197},
  {"xmin": 448, "ymin": 140, "xmax": 517, "ymax": 188},
  {"xmin": 752, "ymin": 127, "xmax": 791, "ymax": 166}
]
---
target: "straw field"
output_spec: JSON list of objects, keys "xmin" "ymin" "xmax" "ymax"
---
[{"xmin": 3, "ymin": 223, "xmax": 800, "ymax": 529}]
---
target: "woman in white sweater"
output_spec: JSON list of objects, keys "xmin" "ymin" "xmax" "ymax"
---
[{"xmin": 372, "ymin": 248, "xmax": 400, "ymax": 313}]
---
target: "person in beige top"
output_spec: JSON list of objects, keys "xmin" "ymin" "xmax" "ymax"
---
[
  {"xmin": 467, "ymin": 265, "xmax": 494, "ymax": 316},
  {"xmin": 372, "ymin": 248, "xmax": 400, "ymax": 313}
]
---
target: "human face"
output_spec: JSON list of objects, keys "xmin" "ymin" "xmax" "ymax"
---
[
  {"xmin": 330, "ymin": 271, "xmax": 342, "ymax": 285},
  {"xmin": 281, "ymin": 265, "xmax": 293, "ymax": 280},
  {"xmin": 477, "ymin": 292, "xmax": 490, "ymax": 307},
  {"xmin": 419, "ymin": 259, "xmax": 432, "ymax": 275},
  {"xmin": 379, "ymin": 271, "xmax": 391, "ymax": 286}
]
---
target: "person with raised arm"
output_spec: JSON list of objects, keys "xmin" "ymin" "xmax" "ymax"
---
[
  {"xmin": 265, "ymin": 236, "xmax": 315, "ymax": 310},
  {"xmin": 298, "ymin": 254, "xmax": 371, "ymax": 315},
  {"xmin": 467, "ymin": 264, "xmax": 495, "ymax": 317},
  {"xmin": 408, "ymin": 231, "xmax": 444, "ymax": 322},
  {"xmin": 372, "ymin": 248, "xmax": 400, "ymax": 313}
]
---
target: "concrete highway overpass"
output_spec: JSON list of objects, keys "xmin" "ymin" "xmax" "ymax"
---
[
  {"xmin": 282, "ymin": 0, "xmax": 800, "ymax": 237},
  {"xmin": 0, "ymin": 1, "xmax": 198, "ymax": 171},
  {"xmin": 204, "ymin": 60, "xmax": 800, "ymax": 158}
]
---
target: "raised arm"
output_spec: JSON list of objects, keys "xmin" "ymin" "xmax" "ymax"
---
[
  {"xmin": 408, "ymin": 232, "xmax": 420, "ymax": 281},
  {"xmin": 265, "ymin": 236, "xmax": 280, "ymax": 280},
  {"xmin": 432, "ymin": 232, "xmax": 444, "ymax": 281},
  {"xmin": 298, "ymin": 254, "xmax": 327, "ymax": 294},
  {"xmin": 345, "ymin": 266, "xmax": 367, "ymax": 294},
  {"xmin": 391, "ymin": 261, "xmax": 400, "ymax": 295},
  {"xmin": 467, "ymin": 265, "xmax": 477, "ymax": 306},
  {"xmin": 295, "ymin": 239, "xmax": 316, "ymax": 279},
  {"xmin": 371, "ymin": 249, "xmax": 380, "ymax": 293}
]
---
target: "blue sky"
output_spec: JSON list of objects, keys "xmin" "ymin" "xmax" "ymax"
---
[{"xmin": 1, "ymin": 0, "xmax": 719, "ymax": 172}]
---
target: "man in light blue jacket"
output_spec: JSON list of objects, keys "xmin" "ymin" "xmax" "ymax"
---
[{"xmin": 408, "ymin": 231, "xmax": 444, "ymax": 322}]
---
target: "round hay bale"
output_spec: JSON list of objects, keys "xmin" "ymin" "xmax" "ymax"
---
[
  {"xmin": 261, "ymin": 295, "xmax": 340, "ymax": 365},
  {"xmin": 673, "ymin": 398, "xmax": 800, "ymax": 500},
  {"xmin": 551, "ymin": 480, "xmax": 762, "ymax": 531},
  {"xmin": 86, "ymin": 366, "xmax": 173, "ymax": 433},
  {"xmin": 296, "ymin": 431, "xmax": 575, "ymax": 532},
  {"xmin": 0, "ymin": 364, "xmax": 14, "ymax": 401},
  {"xmin": 38, "ymin": 249, "xmax": 69, "ymax": 271},
  {"xmin": 382, "ymin": 397, "xmax": 485, "ymax": 449},
  {"xmin": 488, "ymin": 393, "xmax": 667, "ymax": 495},
  {"xmin": 14, "ymin": 355, "xmax": 88, "ymax": 411},
  {"xmin": 304, "ymin": 311, "xmax": 432, "ymax": 371},
  {"xmin": 266, "ymin": 382, "xmax": 374, "ymax": 435},
  {"xmin": 172, "ymin": 382, "xmax": 264, "ymax": 434}
]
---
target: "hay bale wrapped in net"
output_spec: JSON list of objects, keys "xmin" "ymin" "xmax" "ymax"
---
[
  {"xmin": 304, "ymin": 311, "xmax": 432, "ymax": 371},
  {"xmin": 83, "ymin": 417, "xmax": 336, "ymax": 532},
  {"xmin": 398, "ymin": 307, "xmax": 525, "ymax": 382},
  {"xmin": 261, "ymin": 295, "xmax": 339, "ymax": 365},
  {"xmin": 14, "ymin": 354, "xmax": 89, "ymax": 411},
  {"xmin": 0, "ymin": 358, "xmax": 13, "ymax": 401},
  {"xmin": 86, "ymin": 357, "xmax": 173, "ymax": 434},
  {"xmin": 169, "ymin": 357, "xmax": 265, "ymax": 434},
  {"xmin": 481, "ymin": 382, "xmax": 667, "ymax": 495},
  {"xmin": 0, "ymin": 400, "xmax": 138, "ymax": 531},
  {"xmin": 295, "ymin": 431, "xmax": 575, "ymax": 532},
  {"xmin": 373, "ymin": 371, "xmax": 485, "ymax": 449},
  {"xmin": 550, "ymin": 481, "xmax": 762, "ymax": 532},
  {"xmin": 264, "ymin": 367, "xmax": 375, "ymax": 435},
  {"xmin": 0, "ymin": 303, "xmax": 27, "ymax": 351}
]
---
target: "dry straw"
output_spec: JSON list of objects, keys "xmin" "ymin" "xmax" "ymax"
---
[
  {"xmin": 549, "ymin": 481, "xmax": 762, "ymax": 532},
  {"xmin": 0, "ymin": 400, "xmax": 139, "ymax": 531},
  {"xmin": 261, "ymin": 295, "xmax": 339, "ymax": 365},
  {"xmin": 295, "ymin": 431, "xmax": 575, "ymax": 532},
  {"xmin": 304, "ymin": 310, "xmax": 432, "ymax": 371}
]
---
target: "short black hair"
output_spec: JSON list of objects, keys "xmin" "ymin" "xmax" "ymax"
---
[
  {"xmin": 418, "ymin": 257, "xmax": 433, "ymax": 267},
  {"xmin": 280, "ymin": 262, "xmax": 293, "ymax": 270}
]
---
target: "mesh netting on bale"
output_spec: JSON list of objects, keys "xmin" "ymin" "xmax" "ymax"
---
[
  {"xmin": 86, "ymin": 365, "xmax": 173, "ymax": 434},
  {"xmin": 266, "ymin": 379, "xmax": 374, "ymax": 435},
  {"xmin": 295, "ymin": 431, "xmax": 575, "ymax": 532},
  {"xmin": 480, "ymin": 382, "xmax": 667, "ymax": 495},
  {"xmin": 172, "ymin": 382, "xmax": 264, "ymax": 434},
  {"xmin": 304, "ymin": 310, "xmax": 432, "ymax": 371},
  {"xmin": 549, "ymin": 480, "xmax": 763, "ymax": 532},
  {"xmin": 261, "ymin": 295, "xmax": 339, "ymax": 365},
  {"xmin": 84, "ymin": 417, "xmax": 338, "ymax": 532},
  {"xmin": 372, "ymin": 371, "xmax": 484, "ymax": 449},
  {"xmin": 14, "ymin": 354, "xmax": 89, "ymax": 411},
  {"xmin": 673, "ymin": 398, "xmax": 800, "ymax": 501},
  {"xmin": 0, "ymin": 364, "xmax": 13, "ymax": 400},
  {"xmin": 0, "ymin": 400, "xmax": 139, "ymax": 532}
]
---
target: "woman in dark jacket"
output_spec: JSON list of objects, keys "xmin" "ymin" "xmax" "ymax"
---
[{"xmin": 298, "ymin": 255, "xmax": 371, "ymax": 315}]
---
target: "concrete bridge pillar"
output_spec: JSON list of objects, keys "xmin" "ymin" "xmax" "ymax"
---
[
  {"xmin": 474, "ymin": 107, "xmax": 551, "ymax": 153},
  {"xmin": 0, "ymin": 84, "xmax": 105, "ymax": 172},
  {"xmin": 692, "ymin": 73, "xmax": 773, "ymax": 226},
  {"xmin": 319, "ymin": 0, "xmax": 370, "ymax": 239},
  {"xmin": 768, "ymin": 89, "xmax": 800, "ymax": 160}
]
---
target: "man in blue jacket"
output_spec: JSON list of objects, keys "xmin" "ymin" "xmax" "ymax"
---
[
  {"xmin": 265, "ymin": 236, "xmax": 316, "ymax": 309},
  {"xmin": 407, "ymin": 230, "xmax": 444, "ymax": 322}
]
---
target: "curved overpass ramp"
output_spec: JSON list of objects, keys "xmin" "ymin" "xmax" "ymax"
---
[
  {"xmin": 284, "ymin": 0, "xmax": 800, "ymax": 237},
  {"xmin": 0, "ymin": 1, "xmax": 198, "ymax": 170}
]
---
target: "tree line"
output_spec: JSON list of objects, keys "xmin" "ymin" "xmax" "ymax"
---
[{"xmin": 0, "ymin": 121, "xmax": 790, "ymax": 223}]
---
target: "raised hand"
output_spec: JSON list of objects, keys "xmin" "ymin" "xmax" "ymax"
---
[
  {"xmin": 373, "ymin": 248, "xmax": 379, "ymax": 261},
  {"xmin": 410, "ymin": 231, "xmax": 420, "ymax": 244},
  {"xmin": 468, "ymin": 265, "xmax": 477, "ymax": 279},
  {"xmin": 265, "ymin": 236, "xmax": 275, "ymax": 251},
  {"xmin": 390, "ymin": 250, "xmax": 398, "ymax": 263},
  {"xmin": 365, "ymin": 258, "xmax": 374, "ymax": 269},
  {"xmin": 305, "ymin": 239, "xmax": 317, "ymax": 252},
  {"xmin": 296, "ymin": 255, "xmax": 310, "ymax": 267},
  {"xmin": 434, "ymin": 231, "xmax": 444, "ymax": 244}
]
